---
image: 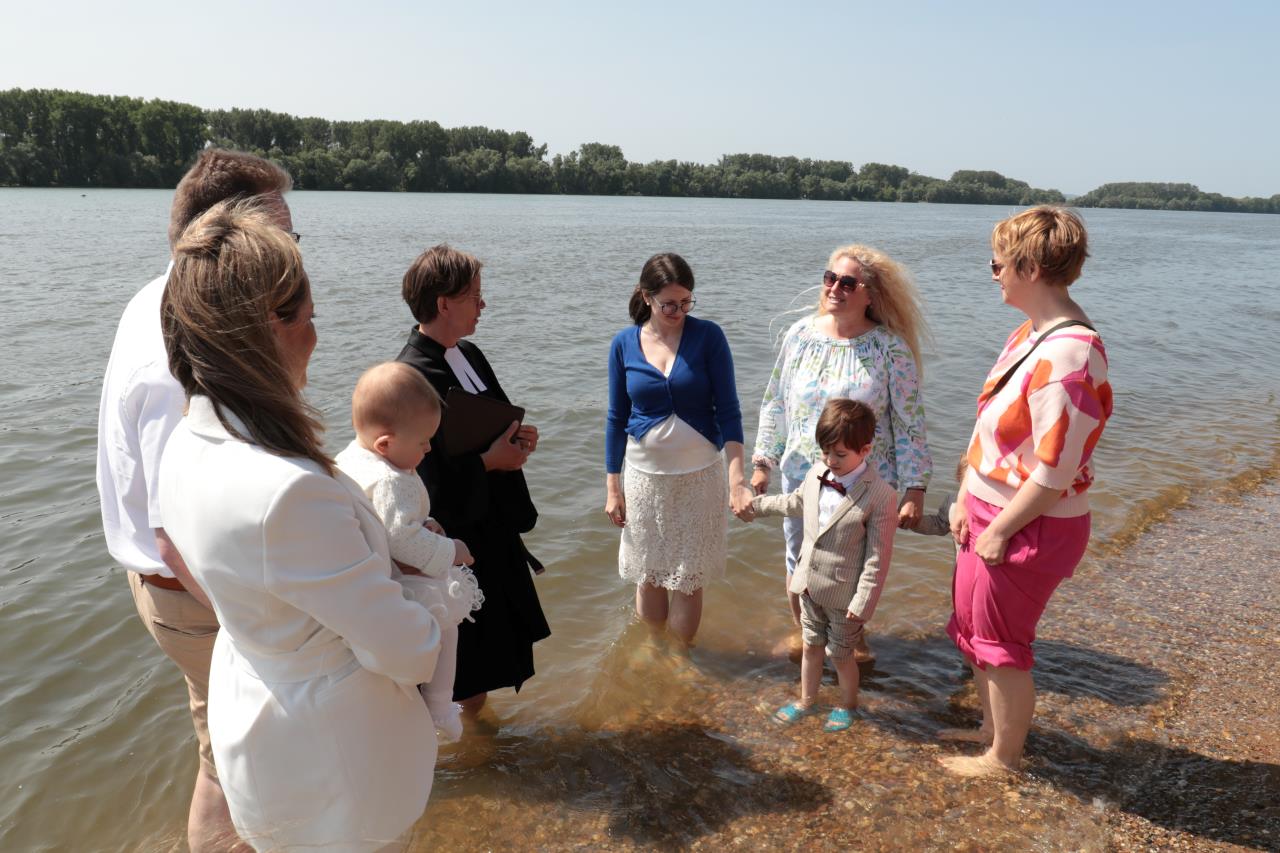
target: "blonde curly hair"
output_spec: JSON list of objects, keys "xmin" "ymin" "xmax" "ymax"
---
[{"xmin": 823, "ymin": 244, "xmax": 928, "ymax": 368}]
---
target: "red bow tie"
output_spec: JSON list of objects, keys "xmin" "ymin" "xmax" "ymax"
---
[{"xmin": 818, "ymin": 471, "xmax": 847, "ymax": 496}]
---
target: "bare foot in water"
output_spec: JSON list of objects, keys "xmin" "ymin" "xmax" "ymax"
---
[
  {"xmin": 937, "ymin": 727, "xmax": 994, "ymax": 744},
  {"xmin": 938, "ymin": 753, "xmax": 1017, "ymax": 778}
]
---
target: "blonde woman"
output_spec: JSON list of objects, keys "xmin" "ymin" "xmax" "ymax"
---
[
  {"xmin": 159, "ymin": 200, "xmax": 440, "ymax": 851},
  {"xmin": 752, "ymin": 245, "xmax": 932, "ymax": 658}
]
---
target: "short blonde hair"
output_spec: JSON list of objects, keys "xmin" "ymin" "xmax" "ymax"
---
[
  {"xmin": 992, "ymin": 206, "xmax": 1089, "ymax": 286},
  {"xmin": 351, "ymin": 362, "xmax": 441, "ymax": 436},
  {"xmin": 825, "ymin": 244, "xmax": 927, "ymax": 369}
]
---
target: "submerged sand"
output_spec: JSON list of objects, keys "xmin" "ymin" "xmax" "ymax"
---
[{"xmin": 410, "ymin": 479, "xmax": 1280, "ymax": 852}]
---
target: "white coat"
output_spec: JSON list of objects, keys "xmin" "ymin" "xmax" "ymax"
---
[{"xmin": 159, "ymin": 396, "xmax": 442, "ymax": 852}]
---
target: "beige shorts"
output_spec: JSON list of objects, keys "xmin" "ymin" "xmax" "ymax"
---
[
  {"xmin": 128, "ymin": 571, "xmax": 219, "ymax": 778},
  {"xmin": 799, "ymin": 592, "xmax": 865, "ymax": 663}
]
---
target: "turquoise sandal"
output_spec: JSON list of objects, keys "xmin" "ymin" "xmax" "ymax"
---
[
  {"xmin": 824, "ymin": 707, "xmax": 854, "ymax": 732},
  {"xmin": 773, "ymin": 702, "xmax": 814, "ymax": 725}
]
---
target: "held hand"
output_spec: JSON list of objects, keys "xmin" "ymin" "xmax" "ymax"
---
[
  {"xmin": 950, "ymin": 503, "xmax": 970, "ymax": 547},
  {"xmin": 452, "ymin": 539, "xmax": 475, "ymax": 566},
  {"xmin": 423, "ymin": 519, "xmax": 445, "ymax": 535},
  {"xmin": 604, "ymin": 491, "xmax": 626, "ymax": 527},
  {"xmin": 482, "ymin": 421, "xmax": 529, "ymax": 471},
  {"xmin": 750, "ymin": 467, "xmax": 770, "ymax": 496},
  {"xmin": 515, "ymin": 423, "xmax": 539, "ymax": 453},
  {"xmin": 897, "ymin": 489, "xmax": 925, "ymax": 530},
  {"xmin": 730, "ymin": 483, "xmax": 756, "ymax": 522},
  {"xmin": 973, "ymin": 527, "xmax": 1009, "ymax": 565}
]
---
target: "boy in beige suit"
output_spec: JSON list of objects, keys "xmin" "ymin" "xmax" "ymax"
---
[{"xmin": 746, "ymin": 399, "xmax": 898, "ymax": 732}]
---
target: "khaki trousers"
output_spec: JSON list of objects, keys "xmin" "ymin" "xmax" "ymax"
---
[{"xmin": 128, "ymin": 571, "xmax": 220, "ymax": 778}]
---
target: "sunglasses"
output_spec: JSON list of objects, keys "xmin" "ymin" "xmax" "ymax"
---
[
  {"xmin": 822, "ymin": 270, "xmax": 863, "ymax": 292},
  {"xmin": 989, "ymin": 259, "xmax": 1004, "ymax": 275}
]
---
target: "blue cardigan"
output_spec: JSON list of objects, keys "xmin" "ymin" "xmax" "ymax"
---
[{"xmin": 605, "ymin": 315, "xmax": 744, "ymax": 474}]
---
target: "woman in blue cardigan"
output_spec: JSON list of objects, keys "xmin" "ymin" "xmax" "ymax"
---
[{"xmin": 605, "ymin": 253, "xmax": 753, "ymax": 646}]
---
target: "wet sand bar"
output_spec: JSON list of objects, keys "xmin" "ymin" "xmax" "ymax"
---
[{"xmin": 412, "ymin": 478, "xmax": 1280, "ymax": 851}]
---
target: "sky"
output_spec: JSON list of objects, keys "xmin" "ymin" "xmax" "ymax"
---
[{"xmin": 3, "ymin": 0, "xmax": 1278, "ymax": 197}]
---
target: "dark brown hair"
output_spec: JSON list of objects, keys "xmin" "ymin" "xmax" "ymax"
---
[
  {"xmin": 815, "ymin": 398, "xmax": 876, "ymax": 452},
  {"xmin": 351, "ymin": 361, "xmax": 442, "ymax": 436},
  {"xmin": 162, "ymin": 199, "xmax": 332, "ymax": 474},
  {"xmin": 168, "ymin": 149, "xmax": 292, "ymax": 247},
  {"xmin": 991, "ymin": 205, "xmax": 1089, "ymax": 286},
  {"xmin": 402, "ymin": 244, "xmax": 484, "ymax": 324},
  {"xmin": 628, "ymin": 252, "xmax": 695, "ymax": 325}
]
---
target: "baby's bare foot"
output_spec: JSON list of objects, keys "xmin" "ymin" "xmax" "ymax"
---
[
  {"xmin": 937, "ymin": 752, "xmax": 1017, "ymax": 778},
  {"xmin": 937, "ymin": 727, "xmax": 994, "ymax": 744}
]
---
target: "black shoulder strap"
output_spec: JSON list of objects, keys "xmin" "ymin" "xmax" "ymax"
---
[{"xmin": 986, "ymin": 320, "xmax": 1096, "ymax": 400}]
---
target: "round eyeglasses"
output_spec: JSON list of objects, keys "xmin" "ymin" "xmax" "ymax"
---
[{"xmin": 651, "ymin": 297, "xmax": 696, "ymax": 316}]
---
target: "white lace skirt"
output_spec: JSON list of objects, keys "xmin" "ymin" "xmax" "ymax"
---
[{"xmin": 618, "ymin": 459, "xmax": 726, "ymax": 595}]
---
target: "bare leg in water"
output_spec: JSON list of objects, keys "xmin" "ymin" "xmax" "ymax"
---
[
  {"xmin": 939, "ymin": 665, "xmax": 1033, "ymax": 777},
  {"xmin": 771, "ymin": 584, "xmax": 805, "ymax": 661},
  {"xmin": 459, "ymin": 692, "xmax": 487, "ymax": 717},
  {"xmin": 938, "ymin": 663, "xmax": 995, "ymax": 744},
  {"xmin": 189, "ymin": 770, "xmax": 249, "ymax": 853},
  {"xmin": 636, "ymin": 581, "xmax": 702, "ymax": 647}
]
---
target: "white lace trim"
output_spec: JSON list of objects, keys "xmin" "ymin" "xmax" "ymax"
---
[{"xmin": 618, "ymin": 459, "xmax": 726, "ymax": 594}]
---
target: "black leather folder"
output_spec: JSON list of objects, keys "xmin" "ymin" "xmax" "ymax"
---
[{"xmin": 441, "ymin": 387, "xmax": 525, "ymax": 456}]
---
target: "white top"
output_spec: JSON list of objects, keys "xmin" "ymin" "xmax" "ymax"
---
[
  {"xmin": 335, "ymin": 441, "xmax": 456, "ymax": 577},
  {"xmin": 95, "ymin": 266, "xmax": 186, "ymax": 575},
  {"xmin": 624, "ymin": 414, "xmax": 721, "ymax": 475},
  {"xmin": 159, "ymin": 395, "xmax": 442, "ymax": 851},
  {"xmin": 335, "ymin": 441, "xmax": 484, "ymax": 626},
  {"xmin": 444, "ymin": 345, "xmax": 486, "ymax": 393},
  {"xmin": 817, "ymin": 461, "xmax": 867, "ymax": 529}
]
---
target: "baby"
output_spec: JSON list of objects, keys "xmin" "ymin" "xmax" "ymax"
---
[
  {"xmin": 335, "ymin": 361, "xmax": 483, "ymax": 741},
  {"xmin": 746, "ymin": 399, "xmax": 898, "ymax": 732}
]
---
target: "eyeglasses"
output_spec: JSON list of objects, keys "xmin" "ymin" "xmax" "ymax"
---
[
  {"xmin": 290, "ymin": 232, "xmax": 301, "ymax": 243},
  {"xmin": 823, "ymin": 270, "xmax": 863, "ymax": 292},
  {"xmin": 652, "ymin": 297, "xmax": 696, "ymax": 316},
  {"xmin": 989, "ymin": 259, "xmax": 1004, "ymax": 275}
]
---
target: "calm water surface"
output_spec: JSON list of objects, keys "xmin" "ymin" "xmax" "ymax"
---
[{"xmin": 1, "ymin": 189, "xmax": 1278, "ymax": 850}]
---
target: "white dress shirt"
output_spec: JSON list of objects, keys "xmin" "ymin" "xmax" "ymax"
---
[
  {"xmin": 95, "ymin": 266, "xmax": 185, "ymax": 575},
  {"xmin": 817, "ymin": 461, "xmax": 868, "ymax": 529}
]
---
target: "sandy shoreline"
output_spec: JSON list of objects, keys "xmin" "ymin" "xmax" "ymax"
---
[{"xmin": 410, "ymin": 474, "xmax": 1280, "ymax": 851}]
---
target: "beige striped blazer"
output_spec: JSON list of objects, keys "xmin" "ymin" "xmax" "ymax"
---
[{"xmin": 753, "ymin": 465, "xmax": 899, "ymax": 621}]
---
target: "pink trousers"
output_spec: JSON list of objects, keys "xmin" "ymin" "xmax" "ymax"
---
[{"xmin": 946, "ymin": 493, "xmax": 1090, "ymax": 671}]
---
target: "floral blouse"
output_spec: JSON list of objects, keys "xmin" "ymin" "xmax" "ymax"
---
[{"xmin": 753, "ymin": 316, "xmax": 932, "ymax": 491}]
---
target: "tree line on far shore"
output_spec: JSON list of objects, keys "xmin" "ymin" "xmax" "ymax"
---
[{"xmin": 2, "ymin": 89, "xmax": 1275, "ymax": 214}]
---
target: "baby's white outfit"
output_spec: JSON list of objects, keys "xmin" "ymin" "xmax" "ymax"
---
[{"xmin": 335, "ymin": 440, "xmax": 483, "ymax": 741}]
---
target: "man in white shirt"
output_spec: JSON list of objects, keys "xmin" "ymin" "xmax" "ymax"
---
[{"xmin": 96, "ymin": 148, "xmax": 294, "ymax": 853}]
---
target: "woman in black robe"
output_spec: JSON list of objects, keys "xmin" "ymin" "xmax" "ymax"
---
[{"xmin": 395, "ymin": 244, "xmax": 550, "ymax": 715}]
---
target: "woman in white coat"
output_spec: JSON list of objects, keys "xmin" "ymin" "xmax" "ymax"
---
[{"xmin": 158, "ymin": 200, "xmax": 442, "ymax": 852}]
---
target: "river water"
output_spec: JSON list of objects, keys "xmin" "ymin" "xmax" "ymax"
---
[{"xmin": 1, "ymin": 189, "xmax": 1278, "ymax": 850}]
